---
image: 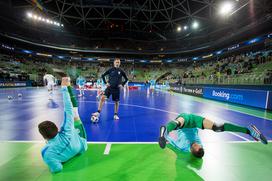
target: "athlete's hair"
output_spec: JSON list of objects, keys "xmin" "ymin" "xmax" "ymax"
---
[
  {"xmin": 38, "ymin": 121, "xmax": 58, "ymax": 140},
  {"xmin": 191, "ymin": 147, "xmax": 205, "ymax": 158}
]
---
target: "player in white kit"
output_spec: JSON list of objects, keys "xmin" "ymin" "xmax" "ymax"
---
[{"xmin": 43, "ymin": 73, "xmax": 56, "ymax": 100}]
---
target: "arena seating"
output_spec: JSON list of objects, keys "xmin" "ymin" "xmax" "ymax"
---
[{"xmin": 0, "ymin": 50, "xmax": 271, "ymax": 85}]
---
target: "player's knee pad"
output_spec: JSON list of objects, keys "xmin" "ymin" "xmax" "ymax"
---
[{"xmin": 212, "ymin": 123, "xmax": 224, "ymax": 132}]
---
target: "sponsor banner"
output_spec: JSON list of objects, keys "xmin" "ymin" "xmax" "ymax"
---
[
  {"xmin": 203, "ymin": 87, "xmax": 268, "ymax": 109},
  {"xmin": 182, "ymin": 86, "xmax": 203, "ymax": 97},
  {"xmin": 128, "ymin": 82, "xmax": 145, "ymax": 87},
  {"xmin": 0, "ymin": 81, "xmax": 28, "ymax": 88},
  {"xmin": 170, "ymin": 84, "xmax": 182, "ymax": 93},
  {"xmin": 155, "ymin": 84, "xmax": 170, "ymax": 90},
  {"xmin": 170, "ymin": 84, "xmax": 203, "ymax": 97}
]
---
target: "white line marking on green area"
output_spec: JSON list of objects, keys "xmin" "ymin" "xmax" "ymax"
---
[
  {"xmin": 103, "ymin": 143, "xmax": 111, "ymax": 155},
  {"xmin": 2, "ymin": 140, "xmax": 271, "ymax": 144},
  {"xmin": 0, "ymin": 140, "xmax": 44, "ymax": 143},
  {"xmin": 224, "ymin": 140, "xmax": 272, "ymax": 143},
  {"xmin": 228, "ymin": 132, "xmax": 250, "ymax": 141},
  {"xmin": 88, "ymin": 142, "xmax": 158, "ymax": 144}
]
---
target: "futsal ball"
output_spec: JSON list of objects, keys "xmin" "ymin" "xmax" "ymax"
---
[
  {"xmin": 91, "ymin": 115, "xmax": 99, "ymax": 123},
  {"xmin": 8, "ymin": 96, "xmax": 13, "ymax": 100},
  {"xmin": 18, "ymin": 93, "xmax": 22, "ymax": 98}
]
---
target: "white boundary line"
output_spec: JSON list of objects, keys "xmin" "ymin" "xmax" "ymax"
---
[
  {"xmin": 68, "ymin": 98, "xmax": 272, "ymax": 121},
  {"xmin": 79, "ymin": 100, "xmax": 269, "ymax": 141},
  {"xmin": 103, "ymin": 143, "xmax": 112, "ymax": 155},
  {"xmin": 228, "ymin": 132, "xmax": 250, "ymax": 141},
  {"xmin": 222, "ymin": 140, "xmax": 272, "ymax": 143},
  {"xmin": 0, "ymin": 140, "xmax": 44, "ymax": 143},
  {"xmin": 77, "ymin": 100, "xmax": 179, "ymax": 115},
  {"xmin": 0, "ymin": 98, "xmax": 269, "ymax": 143},
  {"xmin": 1, "ymin": 140, "xmax": 271, "ymax": 144},
  {"xmin": 88, "ymin": 142, "xmax": 158, "ymax": 144}
]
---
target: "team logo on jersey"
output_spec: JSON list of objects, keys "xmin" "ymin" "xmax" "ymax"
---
[{"xmin": 118, "ymin": 71, "xmax": 120, "ymax": 74}]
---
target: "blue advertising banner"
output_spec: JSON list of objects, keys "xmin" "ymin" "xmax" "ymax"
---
[
  {"xmin": 0, "ymin": 81, "xmax": 31, "ymax": 88},
  {"xmin": 203, "ymin": 87, "xmax": 268, "ymax": 109},
  {"xmin": 128, "ymin": 82, "xmax": 146, "ymax": 87}
]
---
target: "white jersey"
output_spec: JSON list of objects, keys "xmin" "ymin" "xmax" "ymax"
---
[{"xmin": 43, "ymin": 74, "xmax": 55, "ymax": 84}]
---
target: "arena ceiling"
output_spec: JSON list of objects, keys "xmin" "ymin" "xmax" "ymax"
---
[
  {"xmin": 0, "ymin": 0, "xmax": 271, "ymax": 55},
  {"xmin": 8, "ymin": 0, "xmax": 272, "ymax": 41}
]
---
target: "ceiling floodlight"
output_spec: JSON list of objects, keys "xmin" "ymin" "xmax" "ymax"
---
[
  {"xmin": 219, "ymin": 2, "xmax": 234, "ymax": 16},
  {"xmin": 192, "ymin": 21, "xmax": 199, "ymax": 29},
  {"xmin": 177, "ymin": 26, "xmax": 182, "ymax": 32}
]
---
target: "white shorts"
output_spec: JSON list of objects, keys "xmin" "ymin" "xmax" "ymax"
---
[
  {"xmin": 47, "ymin": 82, "xmax": 54, "ymax": 90},
  {"xmin": 150, "ymin": 85, "xmax": 155, "ymax": 90}
]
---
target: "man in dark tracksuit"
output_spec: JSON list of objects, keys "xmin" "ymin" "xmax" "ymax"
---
[{"xmin": 92, "ymin": 58, "xmax": 128, "ymax": 121}]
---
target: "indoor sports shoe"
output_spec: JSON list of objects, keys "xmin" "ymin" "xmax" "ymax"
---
[
  {"xmin": 114, "ymin": 114, "xmax": 119, "ymax": 120},
  {"xmin": 158, "ymin": 126, "xmax": 167, "ymax": 149},
  {"xmin": 259, "ymin": 134, "xmax": 268, "ymax": 144},
  {"xmin": 248, "ymin": 124, "xmax": 268, "ymax": 144}
]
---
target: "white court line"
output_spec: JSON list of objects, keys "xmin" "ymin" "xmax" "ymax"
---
[
  {"xmin": 1, "ymin": 140, "xmax": 271, "ymax": 144},
  {"xmin": 37, "ymin": 99, "xmax": 179, "ymax": 115},
  {"xmin": 0, "ymin": 140, "xmax": 44, "ymax": 143},
  {"xmin": 103, "ymin": 143, "xmax": 112, "ymax": 155},
  {"xmin": 227, "ymin": 132, "xmax": 250, "ymax": 141},
  {"xmin": 89, "ymin": 142, "xmax": 158, "ymax": 144},
  {"xmin": 0, "ymin": 99, "xmax": 265, "ymax": 143},
  {"xmin": 77, "ymin": 100, "xmax": 179, "ymax": 115},
  {"xmin": 223, "ymin": 140, "xmax": 272, "ymax": 143}
]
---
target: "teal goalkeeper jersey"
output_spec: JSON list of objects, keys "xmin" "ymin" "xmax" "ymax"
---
[
  {"xmin": 41, "ymin": 87, "xmax": 87, "ymax": 173},
  {"xmin": 166, "ymin": 128, "xmax": 202, "ymax": 152}
]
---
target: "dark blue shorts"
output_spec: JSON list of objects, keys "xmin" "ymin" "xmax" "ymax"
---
[{"xmin": 104, "ymin": 87, "xmax": 120, "ymax": 101}]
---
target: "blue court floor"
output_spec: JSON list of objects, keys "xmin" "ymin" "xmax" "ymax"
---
[{"xmin": 0, "ymin": 86, "xmax": 271, "ymax": 143}]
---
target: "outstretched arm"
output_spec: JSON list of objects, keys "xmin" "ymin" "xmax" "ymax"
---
[{"xmin": 59, "ymin": 77, "xmax": 74, "ymax": 133}]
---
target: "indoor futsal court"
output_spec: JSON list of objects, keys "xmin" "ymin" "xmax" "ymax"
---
[
  {"xmin": 0, "ymin": 87, "xmax": 271, "ymax": 180},
  {"xmin": 1, "ymin": 0, "xmax": 272, "ymax": 181}
]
